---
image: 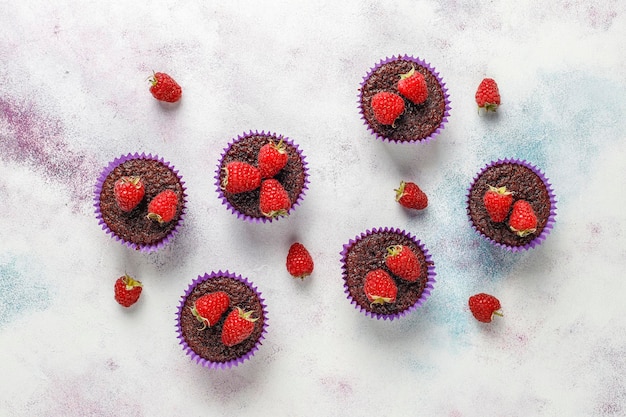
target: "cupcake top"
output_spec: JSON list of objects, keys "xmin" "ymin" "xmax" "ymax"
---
[
  {"xmin": 94, "ymin": 153, "xmax": 186, "ymax": 252},
  {"xmin": 176, "ymin": 271, "xmax": 268, "ymax": 369},
  {"xmin": 467, "ymin": 158, "xmax": 557, "ymax": 251},
  {"xmin": 340, "ymin": 227, "xmax": 436, "ymax": 320},
  {"xmin": 215, "ymin": 131, "xmax": 308, "ymax": 223},
  {"xmin": 359, "ymin": 55, "xmax": 451, "ymax": 143}
]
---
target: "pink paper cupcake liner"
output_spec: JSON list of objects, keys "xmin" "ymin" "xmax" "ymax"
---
[
  {"xmin": 93, "ymin": 152, "xmax": 187, "ymax": 252},
  {"xmin": 358, "ymin": 54, "xmax": 451, "ymax": 144},
  {"xmin": 175, "ymin": 270, "xmax": 268, "ymax": 369},
  {"xmin": 466, "ymin": 158, "xmax": 557, "ymax": 252},
  {"xmin": 340, "ymin": 227, "xmax": 436, "ymax": 321},
  {"xmin": 215, "ymin": 130, "xmax": 309, "ymax": 223}
]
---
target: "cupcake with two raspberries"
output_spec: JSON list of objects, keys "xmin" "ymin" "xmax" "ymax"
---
[
  {"xmin": 467, "ymin": 158, "xmax": 557, "ymax": 251},
  {"xmin": 340, "ymin": 227, "xmax": 436, "ymax": 320},
  {"xmin": 216, "ymin": 131, "xmax": 309, "ymax": 223},
  {"xmin": 358, "ymin": 55, "xmax": 451, "ymax": 143},
  {"xmin": 176, "ymin": 271, "xmax": 268, "ymax": 369},
  {"xmin": 94, "ymin": 153, "xmax": 187, "ymax": 252}
]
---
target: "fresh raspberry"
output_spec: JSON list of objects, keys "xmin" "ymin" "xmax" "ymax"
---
[
  {"xmin": 371, "ymin": 91, "xmax": 405, "ymax": 126},
  {"xmin": 363, "ymin": 269, "xmax": 397, "ymax": 305},
  {"xmin": 191, "ymin": 291, "xmax": 230, "ymax": 329},
  {"xmin": 114, "ymin": 274, "xmax": 143, "ymax": 308},
  {"xmin": 508, "ymin": 200, "xmax": 537, "ymax": 237},
  {"xmin": 258, "ymin": 139, "xmax": 289, "ymax": 179},
  {"xmin": 221, "ymin": 307, "xmax": 258, "ymax": 347},
  {"xmin": 221, "ymin": 161, "xmax": 262, "ymax": 194},
  {"xmin": 286, "ymin": 242, "xmax": 314, "ymax": 279},
  {"xmin": 475, "ymin": 78, "xmax": 501, "ymax": 112},
  {"xmin": 483, "ymin": 185, "xmax": 513, "ymax": 223},
  {"xmin": 259, "ymin": 178, "xmax": 291, "ymax": 219},
  {"xmin": 397, "ymin": 66, "xmax": 428, "ymax": 105},
  {"xmin": 385, "ymin": 245, "xmax": 421, "ymax": 282},
  {"xmin": 149, "ymin": 72, "xmax": 182, "ymax": 103},
  {"xmin": 395, "ymin": 180, "xmax": 428, "ymax": 210},
  {"xmin": 468, "ymin": 293, "xmax": 502, "ymax": 323},
  {"xmin": 146, "ymin": 189, "xmax": 178, "ymax": 223},
  {"xmin": 114, "ymin": 176, "xmax": 145, "ymax": 212}
]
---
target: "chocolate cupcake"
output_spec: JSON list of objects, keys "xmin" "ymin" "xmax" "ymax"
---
[
  {"xmin": 358, "ymin": 55, "xmax": 451, "ymax": 143},
  {"xmin": 215, "ymin": 131, "xmax": 309, "ymax": 223},
  {"xmin": 94, "ymin": 153, "xmax": 187, "ymax": 252},
  {"xmin": 467, "ymin": 158, "xmax": 557, "ymax": 251},
  {"xmin": 176, "ymin": 271, "xmax": 268, "ymax": 369},
  {"xmin": 340, "ymin": 227, "xmax": 436, "ymax": 320}
]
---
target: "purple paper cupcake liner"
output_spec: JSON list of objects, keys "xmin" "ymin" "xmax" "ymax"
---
[
  {"xmin": 175, "ymin": 270, "xmax": 268, "ymax": 369},
  {"xmin": 358, "ymin": 54, "xmax": 451, "ymax": 144},
  {"xmin": 215, "ymin": 130, "xmax": 309, "ymax": 223},
  {"xmin": 93, "ymin": 152, "xmax": 187, "ymax": 252},
  {"xmin": 340, "ymin": 227, "xmax": 436, "ymax": 321},
  {"xmin": 466, "ymin": 158, "xmax": 557, "ymax": 252}
]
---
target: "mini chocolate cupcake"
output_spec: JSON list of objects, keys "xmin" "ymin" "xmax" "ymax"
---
[
  {"xmin": 467, "ymin": 158, "xmax": 557, "ymax": 251},
  {"xmin": 340, "ymin": 227, "xmax": 436, "ymax": 320},
  {"xmin": 215, "ymin": 131, "xmax": 309, "ymax": 223},
  {"xmin": 176, "ymin": 271, "xmax": 268, "ymax": 369},
  {"xmin": 358, "ymin": 55, "xmax": 451, "ymax": 143},
  {"xmin": 94, "ymin": 153, "xmax": 187, "ymax": 252}
]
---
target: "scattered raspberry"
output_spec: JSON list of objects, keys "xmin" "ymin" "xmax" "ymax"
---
[
  {"xmin": 149, "ymin": 72, "xmax": 182, "ymax": 103},
  {"xmin": 468, "ymin": 293, "xmax": 502, "ymax": 323},
  {"xmin": 258, "ymin": 139, "xmax": 289, "ymax": 179},
  {"xmin": 259, "ymin": 178, "xmax": 291, "ymax": 219},
  {"xmin": 385, "ymin": 245, "xmax": 421, "ymax": 282},
  {"xmin": 363, "ymin": 269, "xmax": 397, "ymax": 305},
  {"xmin": 146, "ymin": 189, "xmax": 178, "ymax": 223},
  {"xmin": 114, "ymin": 274, "xmax": 143, "ymax": 308},
  {"xmin": 475, "ymin": 78, "xmax": 501, "ymax": 112},
  {"xmin": 286, "ymin": 242, "xmax": 314, "ymax": 279},
  {"xmin": 191, "ymin": 291, "xmax": 230, "ymax": 329},
  {"xmin": 508, "ymin": 200, "xmax": 537, "ymax": 237},
  {"xmin": 397, "ymin": 66, "xmax": 428, "ymax": 105},
  {"xmin": 221, "ymin": 307, "xmax": 258, "ymax": 347},
  {"xmin": 395, "ymin": 180, "xmax": 428, "ymax": 210},
  {"xmin": 222, "ymin": 161, "xmax": 262, "ymax": 194},
  {"xmin": 114, "ymin": 176, "xmax": 145, "ymax": 212},
  {"xmin": 371, "ymin": 91, "xmax": 405, "ymax": 126},
  {"xmin": 483, "ymin": 185, "xmax": 513, "ymax": 223}
]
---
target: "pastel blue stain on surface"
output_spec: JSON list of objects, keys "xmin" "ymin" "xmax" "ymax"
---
[{"xmin": 0, "ymin": 255, "xmax": 52, "ymax": 328}]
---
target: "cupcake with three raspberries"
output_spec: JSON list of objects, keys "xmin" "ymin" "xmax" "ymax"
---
[
  {"xmin": 176, "ymin": 271, "xmax": 268, "ymax": 369},
  {"xmin": 358, "ymin": 55, "xmax": 451, "ymax": 143},
  {"xmin": 340, "ymin": 227, "xmax": 436, "ymax": 320},
  {"xmin": 216, "ymin": 131, "xmax": 309, "ymax": 222},
  {"xmin": 94, "ymin": 153, "xmax": 187, "ymax": 252},
  {"xmin": 467, "ymin": 158, "xmax": 557, "ymax": 251}
]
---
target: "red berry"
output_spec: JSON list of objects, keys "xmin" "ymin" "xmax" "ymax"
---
[
  {"xmin": 371, "ymin": 91, "xmax": 405, "ymax": 126},
  {"xmin": 221, "ymin": 161, "xmax": 262, "ymax": 194},
  {"xmin": 221, "ymin": 307, "xmax": 258, "ymax": 347},
  {"xmin": 483, "ymin": 185, "xmax": 513, "ymax": 223},
  {"xmin": 385, "ymin": 245, "xmax": 421, "ymax": 282},
  {"xmin": 114, "ymin": 176, "xmax": 145, "ymax": 212},
  {"xmin": 395, "ymin": 180, "xmax": 428, "ymax": 210},
  {"xmin": 397, "ymin": 66, "xmax": 428, "ymax": 105},
  {"xmin": 147, "ymin": 189, "xmax": 178, "ymax": 223},
  {"xmin": 191, "ymin": 291, "xmax": 230, "ymax": 329},
  {"xmin": 468, "ymin": 293, "xmax": 502, "ymax": 323},
  {"xmin": 149, "ymin": 72, "xmax": 182, "ymax": 103},
  {"xmin": 363, "ymin": 269, "xmax": 397, "ymax": 305},
  {"xmin": 114, "ymin": 274, "xmax": 143, "ymax": 308},
  {"xmin": 475, "ymin": 78, "xmax": 501, "ymax": 112},
  {"xmin": 508, "ymin": 200, "xmax": 538, "ymax": 237},
  {"xmin": 258, "ymin": 139, "xmax": 289, "ymax": 179},
  {"xmin": 259, "ymin": 179, "xmax": 291, "ymax": 218},
  {"xmin": 286, "ymin": 242, "xmax": 314, "ymax": 279}
]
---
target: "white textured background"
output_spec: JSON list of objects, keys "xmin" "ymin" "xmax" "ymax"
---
[{"xmin": 1, "ymin": 1, "xmax": 625, "ymax": 416}]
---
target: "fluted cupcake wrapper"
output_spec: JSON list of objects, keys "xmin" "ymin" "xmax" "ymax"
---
[
  {"xmin": 358, "ymin": 54, "xmax": 451, "ymax": 144},
  {"xmin": 175, "ymin": 270, "xmax": 268, "ymax": 369},
  {"xmin": 93, "ymin": 152, "xmax": 187, "ymax": 252},
  {"xmin": 340, "ymin": 227, "xmax": 436, "ymax": 321},
  {"xmin": 466, "ymin": 158, "xmax": 557, "ymax": 252},
  {"xmin": 215, "ymin": 130, "xmax": 309, "ymax": 223}
]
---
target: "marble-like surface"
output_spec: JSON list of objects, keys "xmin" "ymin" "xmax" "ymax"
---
[{"xmin": 1, "ymin": 1, "xmax": 625, "ymax": 415}]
